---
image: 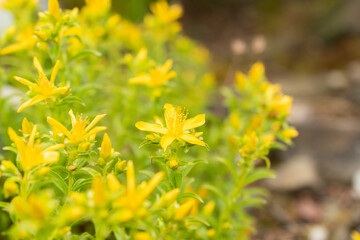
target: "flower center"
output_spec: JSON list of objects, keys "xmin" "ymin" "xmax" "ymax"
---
[{"xmin": 165, "ymin": 106, "xmax": 187, "ymax": 137}]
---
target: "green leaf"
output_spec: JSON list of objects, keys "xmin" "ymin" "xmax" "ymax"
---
[
  {"xmin": 57, "ymin": 95, "xmax": 85, "ymax": 107},
  {"xmin": 186, "ymin": 217, "xmax": 210, "ymax": 227},
  {"xmin": 169, "ymin": 170, "xmax": 182, "ymax": 189},
  {"xmin": 238, "ymin": 197, "xmax": 267, "ymax": 208},
  {"xmin": 48, "ymin": 170, "xmax": 68, "ymax": 195},
  {"xmin": 72, "ymin": 178, "xmax": 93, "ymax": 192},
  {"xmin": 69, "ymin": 49, "xmax": 102, "ymax": 61},
  {"xmin": 0, "ymin": 201, "xmax": 10, "ymax": 209},
  {"xmin": 242, "ymin": 168, "xmax": 275, "ymax": 186},
  {"xmin": 113, "ymin": 227, "xmax": 128, "ymax": 240},
  {"xmin": 177, "ymin": 192, "xmax": 204, "ymax": 203}
]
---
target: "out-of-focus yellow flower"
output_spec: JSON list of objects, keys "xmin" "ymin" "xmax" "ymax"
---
[
  {"xmin": 352, "ymin": 231, "xmax": 360, "ymax": 240},
  {"xmin": 8, "ymin": 125, "xmax": 64, "ymax": 171},
  {"xmin": 229, "ymin": 112, "xmax": 241, "ymax": 129},
  {"xmin": 150, "ymin": 0, "xmax": 182, "ymax": 24},
  {"xmin": 4, "ymin": 179, "xmax": 19, "ymax": 197},
  {"xmin": 248, "ymin": 61, "xmax": 265, "ymax": 83},
  {"xmin": 111, "ymin": 161, "xmax": 164, "ymax": 223},
  {"xmin": 207, "ymin": 229, "xmax": 216, "ymax": 237},
  {"xmin": 202, "ymin": 200, "xmax": 215, "ymax": 216},
  {"xmin": 135, "ymin": 104, "xmax": 206, "ymax": 151},
  {"xmin": 47, "ymin": 110, "xmax": 106, "ymax": 145},
  {"xmin": 281, "ymin": 128, "xmax": 299, "ymax": 139},
  {"xmin": 129, "ymin": 60, "xmax": 176, "ymax": 88},
  {"xmin": 174, "ymin": 199, "xmax": 197, "ymax": 220},
  {"xmin": 92, "ymin": 175, "xmax": 106, "ymax": 207},
  {"xmin": 107, "ymin": 173, "xmax": 122, "ymax": 192},
  {"xmin": 14, "ymin": 57, "xmax": 70, "ymax": 112},
  {"xmin": 21, "ymin": 118, "xmax": 32, "ymax": 135},
  {"xmin": 100, "ymin": 133, "xmax": 112, "ymax": 160},
  {"xmin": 48, "ymin": 0, "xmax": 61, "ymax": 19},
  {"xmin": 268, "ymin": 93, "xmax": 293, "ymax": 117},
  {"xmin": 0, "ymin": 26, "xmax": 37, "ymax": 56},
  {"xmin": 134, "ymin": 232, "xmax": 152, "ymax": 240},
  {"xmin": 124, "ymin": 161, "xmax": 164, "ymax": 210},
  {"xmin": 235, "ymin": 71, "xmax": 247, "ymax": 90},
  {"xmin": 81, "ymin": 0, "xmax": 110, "ymax": 18}
]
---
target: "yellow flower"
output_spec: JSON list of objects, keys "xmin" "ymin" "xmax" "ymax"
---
[
  {"xmin": 248, "ymin": 61, "xmax": 265, "ymax": 83},
  {"xmin": 0, "ymin": 26, "xmax": 37, "ymax": 56},
  {"xmin": 135, "ymin": 104, "xmax": 206, "ymax": 151},
  {"xmin": 47, "ymin": 110, "xmax": 106, "ymax": 145},
  {"xmin": 150, "ymin": 0, "xmax": 183, "ymax": 24},
  {"xmin": 14, "ymin": 57, "xmax": 70, "ymax": 112},
  {"xmin": 48, "ymin": 0, "xmax": 61, "ymax": 19},
  {"xmin": 8, "ymin": 125, "xmax": 64, "ymax": 171},
  {"xmin": 100, "ymin": 133, "xmax": 112, "ymax": 159},
  {"xmin": 174, "ymin": 199, "xmax": 197, "ymax": 220},
  {"xmin": 352, "ymin": 231, "xmax": 360, "ymax": 240},
  {"xmin": 112, "ymin": 161, "xmax": 164, "ymax": 214},
  {"xmin": 129, "ymin": 60, "xmax": 176, "ymax": 88},
  {"xmin": 134, "ymin": 232, "xmax": 152, "ymax": 240}
]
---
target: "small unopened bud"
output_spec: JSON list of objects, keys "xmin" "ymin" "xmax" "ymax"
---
[
  {"xmin": 4, "ymin": 179, "xmax": 19, "ymax": 197},
  {"xmin": 78, "ymin": 142, "xmax": 90, "ymax": 152},
  {"xmin": 168, "ymin": 157, "xmax": 179, "ymax": 169}
]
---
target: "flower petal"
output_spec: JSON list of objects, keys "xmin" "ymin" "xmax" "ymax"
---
[
  {"xmin": 33, "ymin": 57, "xmax": 45, "ymax": 76},
  {"xmin": 182, "ymin": 114, "xmax": 205, "ymax": 131},
  {"xmin": 128, "ymin": 74, "xmax": 151, "ymax": 86},
  {"xmin": 160, "ymin": 135, "xmax": 175, "ymax": 151},
  {"xmin": 17, "ymin": 95, "xmax": 46, "ymax": 113},
  {"xmin": 50, "ymin": 60, "xmax": 60, "ymax": 85},
  {"xmin": 180, "ymin": 133, "xmax": 205, "ymax": 146},
  {"xmin": 47, "ymin": 117, "xmax": 71, "ymax": 138},
  {"xmin": 42, "ymin": 151, "xmax": 59, "ymax": 164},
  {"xmin": 14, "ymin": 76, "xmax": 37, "ymax": 89},
  {"xmin": 68, "ymin": 109, "xmax": 77, "ymax": 129},
  {"xmin": 85, "ymin": 114, "xmax": 106, "ymax": 133},
  {"xmin": 135, "ymin": 121, "xmax": 167, "ymax": 134},
  {"xmin": 51, "ymin": 86, "xmax": 69, "ymax": 95},
  {"xmin": 84, "ymin": 126, "xmax": 107, "ymax": 139},
  {"xmin": 43, "ymin": 143, "xmax": 65, "ymax": 152}
]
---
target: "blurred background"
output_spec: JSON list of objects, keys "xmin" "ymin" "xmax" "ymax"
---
[{"xmin": 3, "ymin": 0, "xmax": 360, "ymax": 239}]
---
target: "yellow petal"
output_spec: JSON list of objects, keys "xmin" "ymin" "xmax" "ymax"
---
[
  {"xmin": 43, "ymin": 144, "xmax": 65, "ymax": 152},
  {"xmin": 14, "ymin": 76, "xmax": 37, "ymax": 89},
  {"xmin": 50, "ymin": 60, "xmax": 60, "ymax": 85},
  {"xmin": 47, "ymin": 117, "xmax": 71, "ymax": 138},
  {"xmin": 138, "ymin": 171, "xmax": 164, "ymax": 202},
  {"xmin": 92, "ymin": 175, "xmax": 106, "ymax": 207},
  {"xmin": 51, "ymin": 86, "xmax": 70, "ymax": 95},
  {"xmin": 249, "ymin": 61, "xmax": 265, "ymax": 83},
  {"xmin": 8, "ymin": 128, "xmax": 25, "ymax": 155},
  {"xmin": 160, "ymin": 135, "xmax": 175, "ymax": 151},
  {"xmin": 42, "ymin": 151, "xmax": 60, "ymax": 164},
  {"xmin": 22, "ymin": 118, "xmax": 32, "ymax": 135},
  {"xmin": 85, "ymin": 114, "xmax": 106, "ymax": 133},
  {"xmin": 135, "ymin": 121, "xmax": 167, "ymax": 134},
  {"xmin": 182, "ymin": 114, "xmax": 205, "ymax": 131},
  {"xmin": 68, "ymin": 109, "xmax": 77, "ymax": 128},
  {"xmin": 101, "ymin": 133, "xmax": 112, "ymax": 158},
  {"xmin": 83, "ymin": 126, "xmax": 107, "ymax": 139},
  {"xmin": 161, "ymin": 59, "xmax": 173, "ymax": 72},
  {"xmin": 126, "ymin": 161, "xmax": 136, "ymax": 198},
  {"xmin": 28, "ymin": 125, "xmax": 38, "ymax": 146},
  {"xmin": 17, "ymin": 95, "xmax": 46, "ymax": 113},
  {"xmin": 33, "ymin": 57, "xmax": 45, "ymax": 77},
  {"xmin": 174, "ymin": 200, "xmax": 196, "ymax": 220},
  {"xmin": 179, "ymin": 133, "xmax": 205, "ymax": 146},
  {"xmin": 48, "ymin": 0, "xmax": 61, "ymax": 18},
  {"xmin": 107, "ymin": 173, "xmax": 121, "ymax": 192},
  {"xmin": 128, "ymin": 74, "xmax": 151, "ymax": 85}
]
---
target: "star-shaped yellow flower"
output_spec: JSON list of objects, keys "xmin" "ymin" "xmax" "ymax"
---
[
  {"xmin": 128, "ymin": 59, "xmax": 176, "ymax": 88},
  {"xmin": 47, "ymin": 110, "xmax": 106, "ymax": 145},
  {"xmin": 8, "ymin": 124, "xmax": 65, "ymax": 171},
  {"xmin": 135, "ymin": 104, "xmax": 205, "ymax": 151},
  {"xmin": 150, "ymin": 0, "xmax": 183, "ymax": 24},
  {"xmin": 14, "ymin": 57, "xmax": 70, "ymax": 112}
]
